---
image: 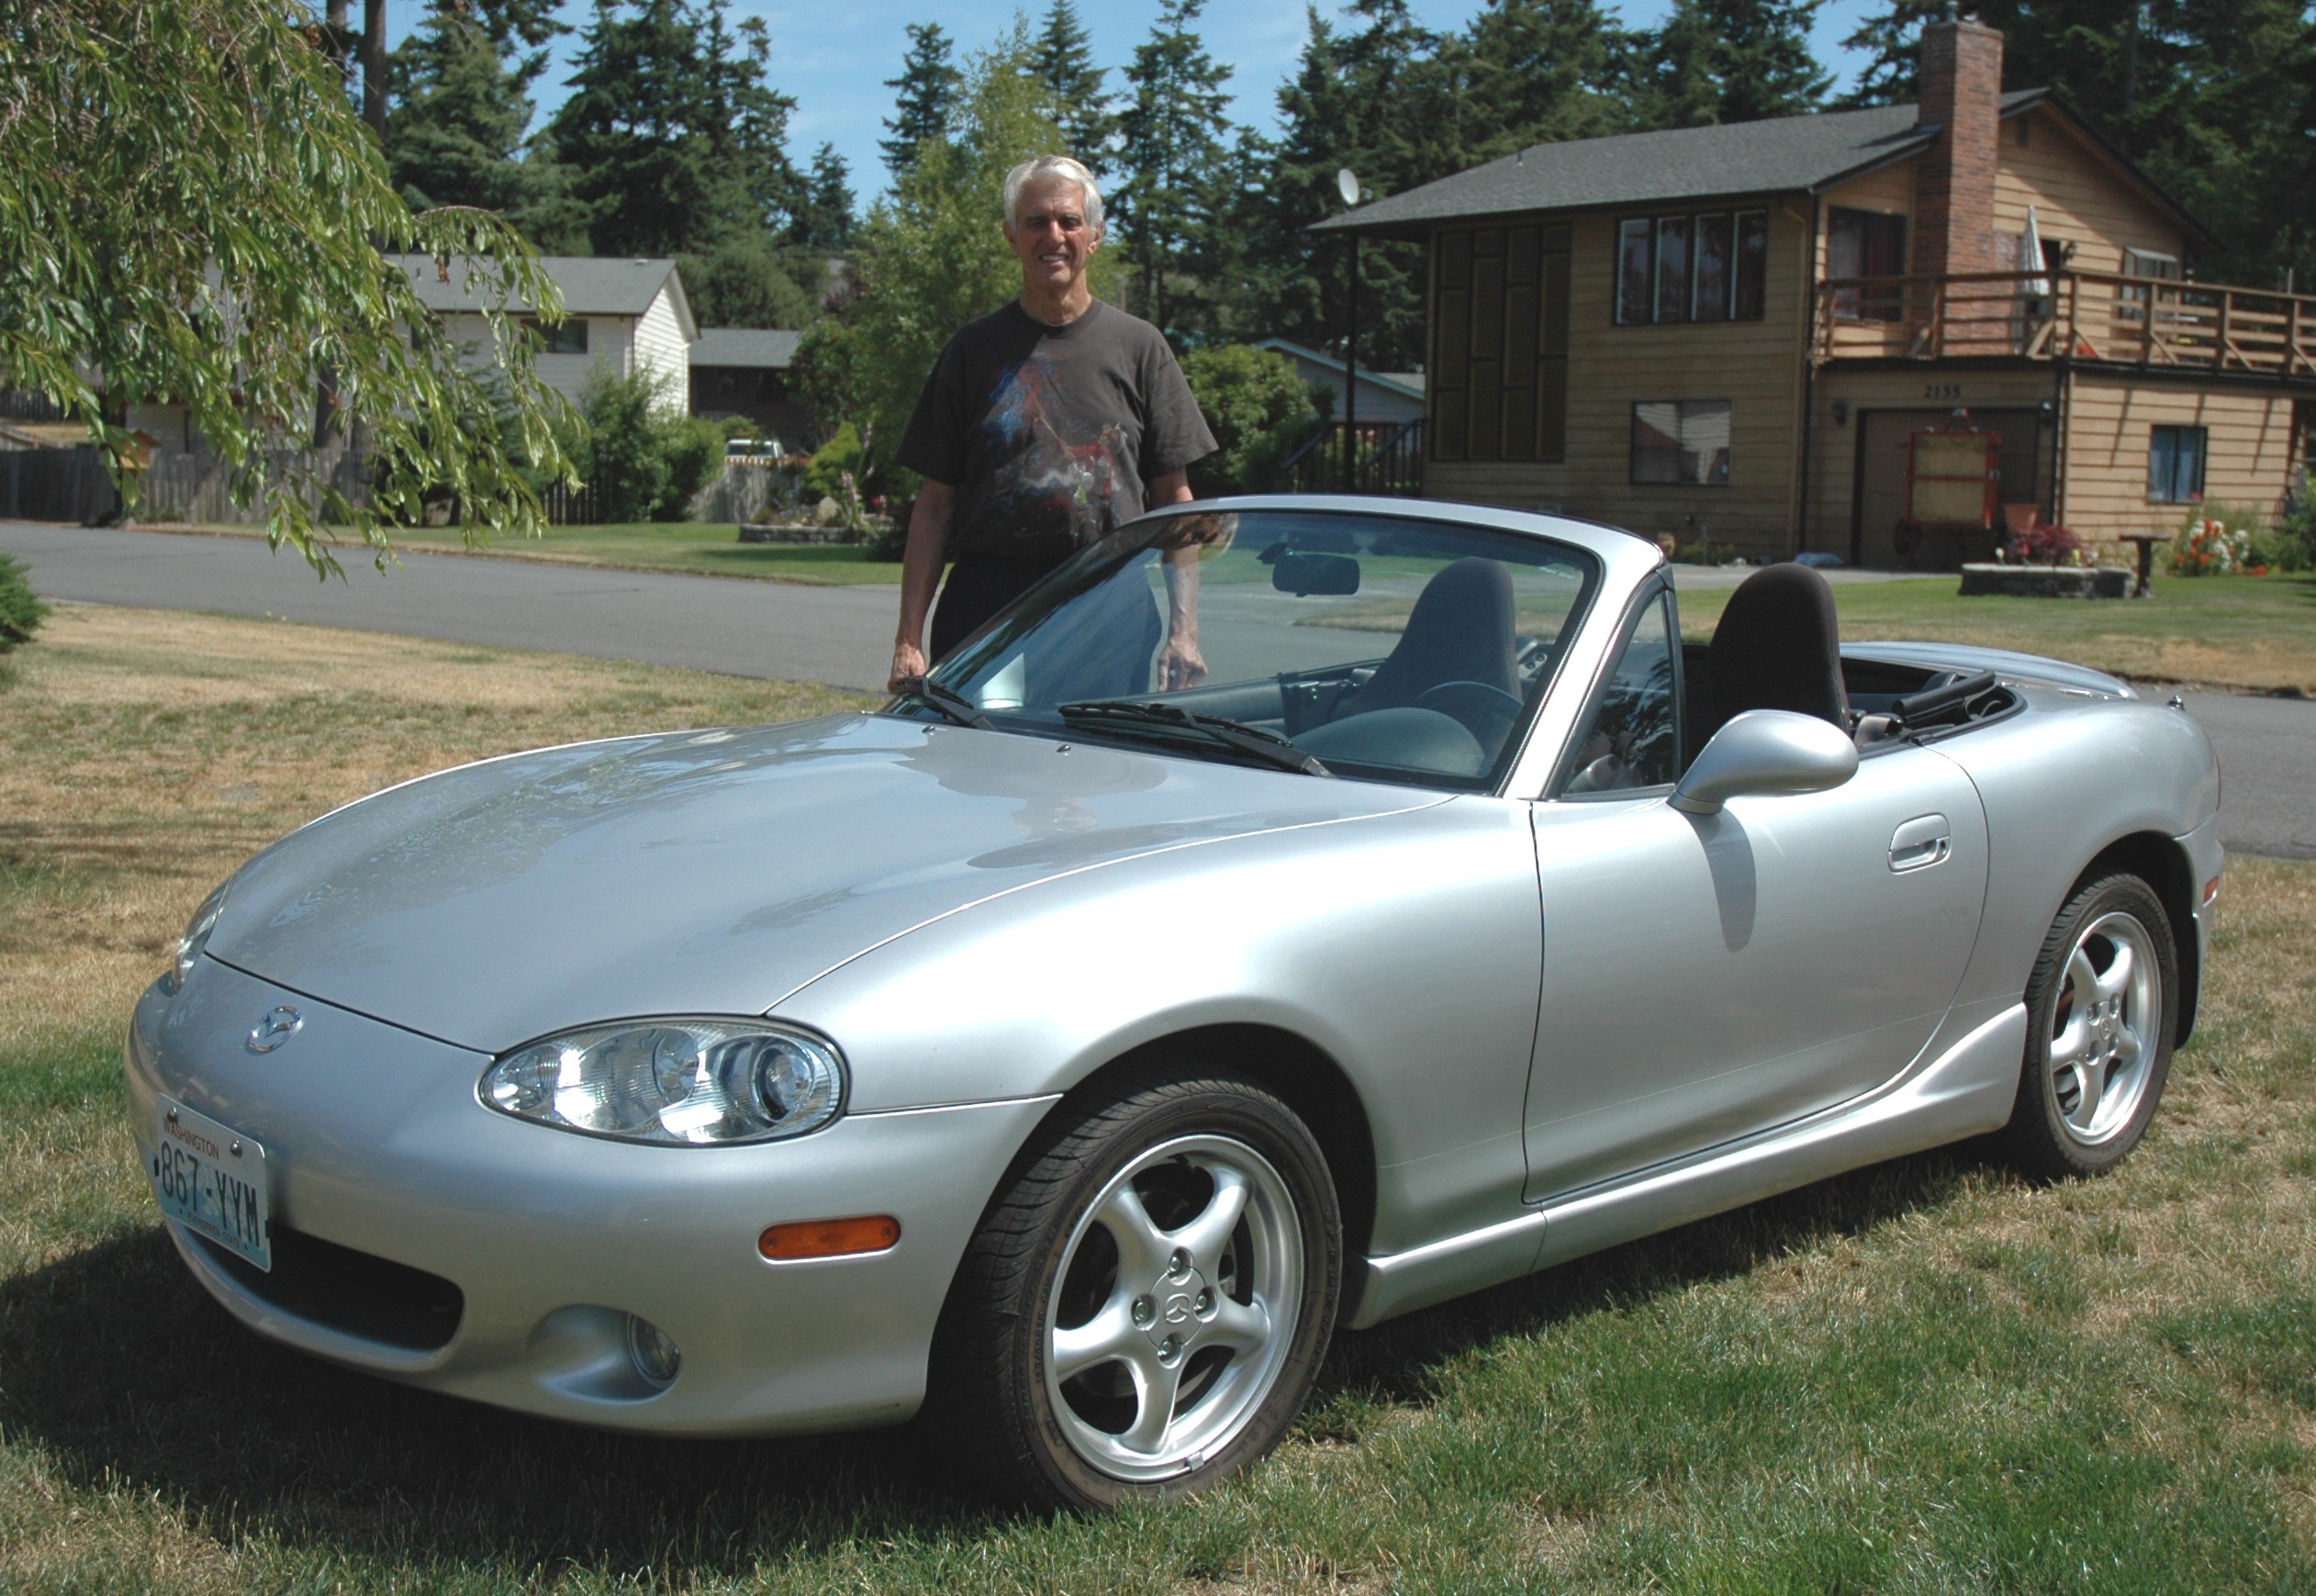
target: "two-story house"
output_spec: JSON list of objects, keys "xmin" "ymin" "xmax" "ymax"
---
[{"xmin": 1318, "ymin": 17, "xmax": 2314, "ymax": 565}]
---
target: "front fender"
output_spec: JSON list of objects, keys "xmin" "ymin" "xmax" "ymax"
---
[{"xmin": 775, "ymin": 798, "xmax": 1544, "ymax": 1257}]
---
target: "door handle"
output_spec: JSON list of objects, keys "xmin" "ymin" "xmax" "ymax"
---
[{"xmin": 1889, "ymin": 813, "xmax": 1952, "ymax": 872}]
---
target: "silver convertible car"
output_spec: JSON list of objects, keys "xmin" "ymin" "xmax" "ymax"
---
[{"xmin": 129, "ymin": 498, "xmax": 2221, "ymax": 1510}]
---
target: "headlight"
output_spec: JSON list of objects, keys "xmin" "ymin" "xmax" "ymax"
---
[
  {"xmin": 162, "ymin": 880, "xmax": 231, "ymax": 995},
  {"xmin": 480, "ymin": 1020, "xmax": 845, "ymax": 1145}
]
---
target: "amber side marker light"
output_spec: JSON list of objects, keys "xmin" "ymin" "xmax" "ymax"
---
[
  {"xmin": 2203, "ymin": 876, "xmax": 2221, "ymax": 907},
  {"xmin": 759, "ymin": 1215, "xmax": 901, "ymax": 1261}
]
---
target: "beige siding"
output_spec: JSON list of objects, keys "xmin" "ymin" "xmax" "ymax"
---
[
  {"xmin": 1428, "ymin": 204, "xmax": 1812, "ymax": 559},
  {"xmin": 632, "ymin": 284, "xmax": 693, "ymax": 411},
  {"xmin": 1994, "ymin": 110, "xmax": 2185, "ymax": 272},
  {"xmin": 2060, "ymin": 376, "xmax": 2298, "ymax": 543}
]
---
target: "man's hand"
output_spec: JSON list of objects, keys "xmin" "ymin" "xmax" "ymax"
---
[
  {"xmin": 1156, "ymin": 635, "xmax": 1207, "ymax": 691},
  {"xmin": 889, "ymin": 640, "xmax": 928, "ymax": 694}
]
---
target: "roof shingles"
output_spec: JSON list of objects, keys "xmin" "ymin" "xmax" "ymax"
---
[{"xmin": 1319, "ymin": 93, "xmax": 2042, "ymax": 235}]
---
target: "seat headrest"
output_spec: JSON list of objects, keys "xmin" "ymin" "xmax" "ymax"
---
[{"xmin": 1709, "ymin": 562, "xmax": 1848, "ymax": 731}]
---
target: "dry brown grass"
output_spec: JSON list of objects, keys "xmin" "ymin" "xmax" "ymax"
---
[{"xmin": 0, "ymin": 605, "xmax": 871, "ymax": 1063}]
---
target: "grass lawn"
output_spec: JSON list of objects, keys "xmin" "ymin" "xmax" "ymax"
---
[
  {"xmin": 1680, "ymin": 571, "xmax": 2316, "ymax": 696},
  {"xmin": 3, "ymin": 609, "xmax": 2312, "ymax": 1592},
  {"xmin": 159, "ymin": 519, "xmax": 908, "ymax": 586}
]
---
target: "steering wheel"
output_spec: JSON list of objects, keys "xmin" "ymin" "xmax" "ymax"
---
[{"xmin": 1413, "ymin": 681, "xmax": 1526, "ymax": 751}]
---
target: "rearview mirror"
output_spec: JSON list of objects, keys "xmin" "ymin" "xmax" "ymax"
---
[
  {"xmin": 1671, "ymin": 709, "xmax": 1858, "ymax": 816},
  {"xmin": 1272, "ymin": 552, "xmax": 1360, "ymax": 597}
]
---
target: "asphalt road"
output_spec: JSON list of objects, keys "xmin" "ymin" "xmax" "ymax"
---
[
  {"xmin": 0, "ymin": 520, "xmax": 897, "ymax": 691},
  {"xmin": 4, "ymin": 520, "xmax": 2310, "ymax": 859}
]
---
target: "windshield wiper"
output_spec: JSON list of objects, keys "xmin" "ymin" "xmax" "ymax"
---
[
  {"xmin": 1057, "ymin": 700, "xmax": 1330, "ymax": 776},
  {"xmin": 894, "ymin": 679, "xmax": 992, "ymax": 729}
]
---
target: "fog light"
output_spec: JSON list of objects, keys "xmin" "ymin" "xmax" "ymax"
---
[{"xmin": 624, "ymin": 1313, "xmax": 681, "ymax": 1387}]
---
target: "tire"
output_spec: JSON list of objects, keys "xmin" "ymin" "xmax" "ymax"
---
[
  {"xmin": 2000, "ymin": 871, "xmax": 2179, "ymax": 1179},
  {"xmin": 932, "ymin": 1066, "xmax": 1342, "ymax": 1511}
]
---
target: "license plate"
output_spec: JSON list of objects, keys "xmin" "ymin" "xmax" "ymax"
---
[{"xmin": 152, "ymin": 1099, "xmax": 272, "ymax": 1272}]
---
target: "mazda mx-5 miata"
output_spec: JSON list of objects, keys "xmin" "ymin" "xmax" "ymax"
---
[{"xmin": 129, "ymin": 498, "xmax": 2221, "ymax": 1509}]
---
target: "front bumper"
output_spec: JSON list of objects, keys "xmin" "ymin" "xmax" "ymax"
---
[{"xmin": 127, "ymin": 959, "xmax": 1054, "ymax": 1436}]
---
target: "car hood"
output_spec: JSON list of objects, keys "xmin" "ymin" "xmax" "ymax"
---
[{"xmin": 207, "ymin": 714, "xmax": 1431, "ymax": 1054}]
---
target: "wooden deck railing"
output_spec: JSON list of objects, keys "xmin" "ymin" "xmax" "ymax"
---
[{"xmin": 1814, "ymin": 270, "xmax": 2316, "ymax": 378}]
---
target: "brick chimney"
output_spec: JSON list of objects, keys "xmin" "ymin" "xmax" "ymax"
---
[{"xmin": 1913, "ymin": 16, "xmax": 2005, "ymax": 277}]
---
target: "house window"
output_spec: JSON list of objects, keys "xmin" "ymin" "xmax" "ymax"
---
[
  {"xmin": 522, "ymin": 317, "xmax": 589, "ymax": 354},
  {"xmin": 2148, "ymin": 425, "xmax": 2207, "ymax": 503},
  {"xmin": 1432, "ymin": 222, "xmax": 1572, "ymax": 464},
  {"xmin": 1631, "ymin": 400, "xmax": 1731, "ymax": 485},
  {"xmin": 1827, "ymin": 207, "xmax": 1908, "ymax": 322},
  {"xmin": 1616, "ymin": 211, "xmax": 1768, "ymax": 326},
  {"xmin": 2120, "ymin": 248, "xmax": 2180, "ymax": 325}
]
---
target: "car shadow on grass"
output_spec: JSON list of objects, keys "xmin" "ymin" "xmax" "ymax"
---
[{"xmin": 0, "ymin": 1143, "xmax": 1991, "ymax": 1574}]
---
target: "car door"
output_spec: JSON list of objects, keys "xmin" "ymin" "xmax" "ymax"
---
[{"xmin": 1520, "ymin": 589, "xmax": 1989, "ymax": 1200}]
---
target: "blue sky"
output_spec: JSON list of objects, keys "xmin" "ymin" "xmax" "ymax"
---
[{"xmin": 384, "ymin": 0, "xmax": 1885, "ymax": 204}]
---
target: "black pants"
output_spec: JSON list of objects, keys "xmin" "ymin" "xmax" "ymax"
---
[
  {"xmin": 930, "ymin": 553, "xmax": 1161, "ymax": 702},
  {"xmin": 929, "ymin": 555, "xmax": 1051, "ymax": 663}
]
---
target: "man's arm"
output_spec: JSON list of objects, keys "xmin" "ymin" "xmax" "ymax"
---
[
  {"xmin": 889, "ymin": 480, "xmax": 956, "ymax": 691},
  {"xmin": 1150, "ymin": 470, "xmax": 1207, "ymax": 692}
]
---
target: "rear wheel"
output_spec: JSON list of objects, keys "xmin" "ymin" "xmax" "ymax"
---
[
  {"xmin": 934, "ymin": 1068, "xmax": 1340, "ymax": 1511},
  {"xmin": 2001, "ymin": 872, "xmax": 2177, "ymax": 1178}
]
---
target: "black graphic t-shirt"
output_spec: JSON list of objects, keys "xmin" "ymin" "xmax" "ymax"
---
[{"xmin": 897, "ymin": 299, "xmax": 1216, "ymax": 564}]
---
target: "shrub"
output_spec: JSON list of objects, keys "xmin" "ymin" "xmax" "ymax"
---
[
  {"xmin": 801, "ymin": 422, "xmax": 867, "ymax": 506},
  {"xmin": 0, "ymin": 553, "xmax": 46, "ymax": 653},
  {"xmin": 1179, "ymin": 345, "xmax": 1321, "ymax": 497},
  {"xmin": 2169, "ymin": 513, "xmax": 2253, "ymax": 576},
  {"xmin": 2010, "ymin": 523, "xmax": 2085, "ymax": 564},
  {"xmin": 2268, "ymin": 469, "xmax": 2316, "ymax": 572},
  {"xmin": 576, "ymin": 369, "xmax": 726, "ymax": 522},
  {"xmin": 1666, "ymin": 538, "xmax": 1740, "ymax": 565}
]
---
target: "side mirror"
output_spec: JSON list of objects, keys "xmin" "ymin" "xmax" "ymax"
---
[
  {"xmin": 1671, "ymin": 709, "xmax": 1858, "ymax": 816},
  {"xmin": 1272, "ymin": 552, "xmax": 1360, "ymax": 597}
]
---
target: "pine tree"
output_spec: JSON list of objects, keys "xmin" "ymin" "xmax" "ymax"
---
[
  {"xmin": 1643, "ymin": 0, "xmax": 1829, "ymax": 128},
  {"xmin": 793, "ymin": 143, "xmax": 856, "ymax": 252},
  {"xmin": 1458, "ymin": 0, "xmax": 1631, "ymax": 158},
  {"xmin": 1031, "ymin": 0, "xmax": 1115, "ymax": 169},
  {"xmin": 546, "ymin": 0, "xmax": 804, "ymax": 258},
  {"xmin": 1115, "ymin": 0, "xmax": 1235, "ymax": 342},
  {"xmin": 386, "ymin": 0, "xmax": 575, "ymax": 245},
  {"xmin": 881, "ymin": 22, "xmax": 963, "ymax": 179}
]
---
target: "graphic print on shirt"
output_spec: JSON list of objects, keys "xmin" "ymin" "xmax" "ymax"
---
[{"xmin": 981, "ymin": 357, "xmax": 1128, "ymax": 552}]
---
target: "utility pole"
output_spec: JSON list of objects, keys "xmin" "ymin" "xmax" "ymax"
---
[
  {"xmin": 1337, "ymin": 168, "xmax": 1360, "ymax": 493},
  {"xmin": 363, "ymin": 0, "xmax": 387, "ymax": 137}
]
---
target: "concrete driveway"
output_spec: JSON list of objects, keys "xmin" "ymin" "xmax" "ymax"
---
[{"xmin": 4, "ymin": 520, "xmax": 2309, "ymax": 860}]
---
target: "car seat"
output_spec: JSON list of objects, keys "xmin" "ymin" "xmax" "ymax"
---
[
  {"xmin": 1351, "ymin": 556, "xmax": 1520, "ymax": 712},
  {"xmin": 1706, "ymin": 562, "xmax": 1850, "ymax": 740}
]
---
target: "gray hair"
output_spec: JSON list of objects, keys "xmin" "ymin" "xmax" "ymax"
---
[{"xmin": 1002, "ymin": 156, "xmax": 1104, "ymax": 242}]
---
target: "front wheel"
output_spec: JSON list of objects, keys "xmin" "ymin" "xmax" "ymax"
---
[
  {"xmin": 934, "ymin": 1068, "xmax": 1341, "ymax": 1511},
  {"xmin": 2001, "ymin": 871, "xmax": 2178, "ymax": 1179}
]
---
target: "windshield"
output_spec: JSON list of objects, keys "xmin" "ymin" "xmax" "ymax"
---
[{"xmin": 911, "ymin": 508, "xmax": 1600, "ymax": 790}]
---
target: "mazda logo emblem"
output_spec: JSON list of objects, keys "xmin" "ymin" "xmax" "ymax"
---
[
  {"xmin": 1162, "ymin": 1291, "xmax": 1195, "ymax": 1324},
  {"xmin": 246, "ymin": 1006, "xmax": 303, "ymax": 1054}
]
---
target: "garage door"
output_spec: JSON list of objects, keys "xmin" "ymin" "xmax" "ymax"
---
[{"xmin": 1854, "ymin": 408, "xmax": 2043, "ymax": 568}]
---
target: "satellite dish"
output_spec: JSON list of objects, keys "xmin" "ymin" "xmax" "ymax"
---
[{"xmin": 1336, "ymin": 168, "xmax": 1359, "ymax": 206}]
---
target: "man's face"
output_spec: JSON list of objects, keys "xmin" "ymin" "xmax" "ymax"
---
[{"xmin": 1004, "ymin": 177, "xmax": 1094, "ymax": 295}]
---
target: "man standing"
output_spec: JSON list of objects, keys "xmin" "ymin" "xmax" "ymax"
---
[{"xmin": 887, "ymin": 155, "xmax": 1217, "ymax": 693}]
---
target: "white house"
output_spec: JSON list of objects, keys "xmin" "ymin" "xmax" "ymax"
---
[
  {"xmin": 1255, "ymin": 339, "xmax": 1428, "ymax": 428},
  {"xmin": 390, "ymin": 254, "xmax": 699, "ymax": 414}
]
